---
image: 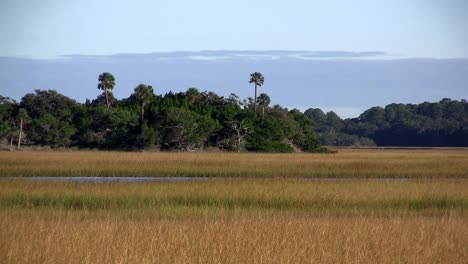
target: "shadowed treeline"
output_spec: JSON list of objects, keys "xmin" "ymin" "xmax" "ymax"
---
[{"xmin": 306, "ymin": 98, "xmax": 468, "ymax": 146}]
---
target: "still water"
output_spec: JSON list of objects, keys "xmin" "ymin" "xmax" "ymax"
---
[
  {"xmin": 0, "ymin": 177, "xmax": 417, "ymax": 183},
  {"xmin": 1, "ymin": 177, "xmax": 209, "ymax": 183}
]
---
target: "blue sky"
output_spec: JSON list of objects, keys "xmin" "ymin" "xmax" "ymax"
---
[{"xmin": 1, "ymin": 0, "xmax": 467, "ymax": 58}]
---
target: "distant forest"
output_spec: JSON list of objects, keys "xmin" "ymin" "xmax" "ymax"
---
[
  {"xmin": 305, "ymin": 98, "xmax": 468, "ymax": 147},
  {"xmin": 1, "ymin": 72, "xmax": 467, "ymax": 151},
  {"xmin": 0, "ymin": 72, "xmax": 324, "ymax": 152}
]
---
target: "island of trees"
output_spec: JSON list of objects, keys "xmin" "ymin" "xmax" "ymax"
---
[
  {"xmin": 305, "ymin": 98, "xmax": 468, "ymax": 147},
  {"xmin": 0, "ymin": 72, "xmax": 324, "ymax": 152},
  {"xmin": 2, "ymin": 72, "xmax": 467, "ymax": 151}
]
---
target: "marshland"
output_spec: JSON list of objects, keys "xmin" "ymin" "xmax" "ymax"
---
[
  {"xmin": 1, "ymin": 149, "xmax": 468, "ymax": 178},
  {"xmin": 2, "ymin": 1, "xmax": 468, "ymax": 261},
  {"xmin": 1, "ymin": 149, "xmax": 468, "ymax": 263}
]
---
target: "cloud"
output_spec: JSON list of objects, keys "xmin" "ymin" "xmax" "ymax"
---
[
  {"xmin": 298, "ymin": 51, "xmax": 387, "ymax": 58},
  {"xmin": 59, "ymin": 50, "xmax": 388, "ymax": 62}
]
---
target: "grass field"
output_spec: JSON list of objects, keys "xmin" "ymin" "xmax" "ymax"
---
[
  {"xmin": 1, "ymin": 149, "xmax": 467, "ymax": 263},
  {"xmin": 2, "ymin": 213, "xmax": 467, "ymax": 264},
  {"xmin": 1, "ymin": 179, "xmax": 467, "ymax": 263},
  {"xmin": 1, "ymin": 148, "xmax": 468, "ymax": 178},
  {"xmin": 0, "ymin": 180, "xmax": 467, "ymax": 216}
]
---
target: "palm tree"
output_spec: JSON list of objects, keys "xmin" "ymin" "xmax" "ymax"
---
[
  {"xmin": 97, "ymin": 72, "xmax": 116, "ymax": 109},
  {"xmin": 257, "ymin": 93, "xmax": 271, "ymax": 118},
  {"xmin": 249, "ymin": 72, "xmax": 264, "ymax": 112},
  {"xmin": 134, "ymin": 84, "xmax": 154, "ymax": 120},
  {"xmin": 17, "ymin": 108, "xmax": 29, "ymax": 150}
]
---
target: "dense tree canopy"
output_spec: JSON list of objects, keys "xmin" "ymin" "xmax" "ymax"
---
[
  {"xmin": 0, "ymin": 74, "xmax": 323, "ymax": 152},
  {"xmin": 305, "ymin": 99, "xmax": 468, "ymax": 146},
  {"xmin": 3, "ymin": 72, "xmax": 465, "ymax": 150}
]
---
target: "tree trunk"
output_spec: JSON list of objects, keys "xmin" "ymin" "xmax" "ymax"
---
[
  {"xmin": 17, "ymin": 118, "xmax": 23, "ymax": 150},
  {"xmin": 261, "ymin": 105, "xmax": 265, "ymax": 124},
  {"xmin": 237, "ymin": 130, "xmax": 241, "ymax": 152},
  {"xmin": 141, "ymin": 102, "xmax": 145, "ymax": 121},
  {"xmin": 254, "ymin": 84, "xmax": 257, "ymax": 112},
  {"xmin": 105, "ymin": 89, "xmax": 110, "ymax": 109},
  {"xmin": 10, "ymin": 137, "xmax": 13, "ymax": 151}
]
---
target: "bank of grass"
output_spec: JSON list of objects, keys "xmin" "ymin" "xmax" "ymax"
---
[
  {"xmin": 1, "ymin": 180, "xmax": 467, "ymax": 216},
  {"xmin": 2, "ymin": 149, "xmax": 468, "ymax": 263},
  {"xmin": 1, "ymin": 148, "xmax": 468, "ymax": 178},
  {"xmin": 1, "ymin": 212, "xmax": 467, "ymax": 264},
  {"xmin": 1, "ymin": 180, "xmax": 467, "ymax": 263}
]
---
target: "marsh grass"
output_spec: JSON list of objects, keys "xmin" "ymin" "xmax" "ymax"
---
[
  {"xmin": 2, "ymin": 149, "xmax": 468, "ymax": 263},
  {"xmin": 1, "ymin": 149, "xmax": 468, "ymax": 178},
  {"xmin": 1, "ymin": 180, "xmax": 467, "ymax": 216},
  {"xmin": 1, "ymin": 213, "xmax": 467, "ymax": 264}
]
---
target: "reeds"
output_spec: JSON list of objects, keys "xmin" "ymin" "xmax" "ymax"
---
[
  {"xmin": 1, "ymin": 149, "xmax": 468, "ymax": 178},
  {"xmin": 1, "ymin": 180, "xmax": 466, "ymax": 216},
  {"xmin": 1, "ymin": 213, "xmax": 466, "ymax": 263},
  {"xmin": 1, "ymin": 149, "xmax": 467, "ymax": 263}
]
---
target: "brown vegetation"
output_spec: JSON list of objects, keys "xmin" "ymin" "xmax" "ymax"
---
[
  {"xmin": 1, "ymin": 149, "xmax": 468, "ymax": 178},
  {"xmin": 1, "ymin": 149, "xmax": 467, "ymax": 263},
  {"xmin": 1, "ymin": 213, "xmax": 466, "ymax": 264}
]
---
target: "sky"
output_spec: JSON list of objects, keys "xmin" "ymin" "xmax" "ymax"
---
[
  {"xmin": 1, "ymin": 0, "xmax": 468, "ymax": 58},
  {"xmin": 1, "ymin": 0, "xmax": 467, "ymax": 118}
]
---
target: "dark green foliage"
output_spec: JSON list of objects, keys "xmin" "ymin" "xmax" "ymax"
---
[
  {"xmin": 305, "ymin": 108, "xmax": 375, "ymax": 146},
  {"xmin": 160, "ymin": 107, "xmax": 219, "ymax": 151},
  {"xmin": 102, "ymin": 108, "xmax": 140, "ymax": 149},
  {"xmin": 20, "ymin": 90, "xmax": 81, "ymax": 147},
  {"xmin": 288, "ymin": 109, "xmax": 321, "ymax": 151},
  {"xmin": 136, "ymin": 121, "xmax": 159, "ymax": 149},
  {"xmin": 0, "ymin": 96, "xmax": 18, "ymax": 147},
  {"xmin": 1, "ymin": 73, "xmax": 325, "ymax": 152},
  {"xmin": 97, "ymin": 72, "xmax": 115, "ymax": 109},
  {"xmin": 245, "ymin": 106, "xmax": 321, "ymax": 152},
  {"xmin": 305, "ymin": 99, "xmax": 468, "ymax": 147},
  {"xmin": 28, "ymin": 113, "xmax": 76, "ymax": 147},
  {"xmin": 132, "ymin": 84, "xmax": 154, "ymax": 120}
]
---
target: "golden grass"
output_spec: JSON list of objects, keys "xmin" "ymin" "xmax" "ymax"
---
[
  {"xmin": 2, "ymin": 149, "xmax": 468, "ymax": 263},
  {"xmin": 1, "ymin": 148, "xmax": 468, "ymax": 178},
  {"xmin": 1, "ymin": 180, "xmax": 467, "ymax": 216},
  {"xmin": 1, "ymin": 213, "xmax": 467, "ymax": 264}
]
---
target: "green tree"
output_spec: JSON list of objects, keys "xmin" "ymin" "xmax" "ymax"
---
[
  {"xmin": 257, "ymin": 93, "xmax": 271, "ymax": 118},
  {"xmin": 288, "ymin": 109, "xmax": 321, "ymax": 151},
  {"xmin": 0, "ymin": 96, "xmax": 19, "ymax": 149},
  {"xmin": 161, "ymin": 108, "xmax": 219, "ymax": 151},
  {"xmin": 249, "ymin": 72, "xmax": 264, "ymax": 112},
  {"xmin": 7, "ymin": 86, "xmax": 328, "ymax": 151},
  {"xmin": 133, "ymin": 84, "xmax": 154, "ymax": 120},
  {"xmin": 304, "ymin": 108, "xmax": 326, "ymax": 124},
  {"xmin": 136, "ymin": 121, "xmax": 159, "ymax": 149},
  {"xmin": 20, "ymin": 90, "xmax": 80, "ymax": 148},
  {"xmin": 28, "ymin": 114, "xmax": 76, "ymax": 147},
  {"xmin": 97, "ymin": 72, "xmax": 116, "ymax": 109}
]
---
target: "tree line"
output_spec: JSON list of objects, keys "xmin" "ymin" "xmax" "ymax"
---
[
  {"xmin": 0, "ymin": 72, "xmax": 326, "ymax": 152},
  {"xmin": 305, "ymin": 98, "xmax": 468, "ymax": 147}
]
